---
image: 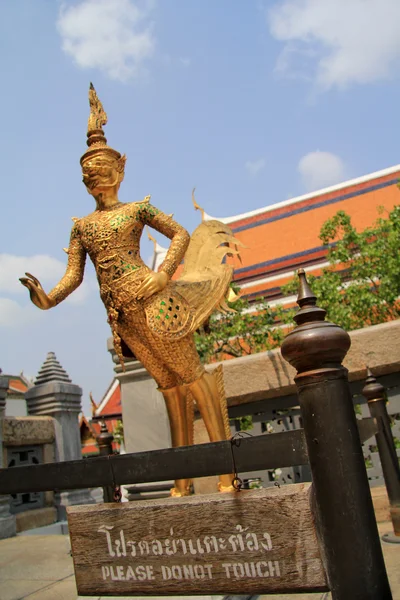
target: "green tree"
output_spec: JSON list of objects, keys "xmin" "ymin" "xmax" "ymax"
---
[
  {"xmin": 195, "ymin": 205, "xmax": 400, "ymax": 363},
  {"xmin": 281, "ymin": 205, "xmax": 400, "ymax": 331},
  {"xmin": 112, "ymin": 420, "xmax": 124, "ymax": 446},
  {"xmin": 194, "ymin": 286, "xmax": 285, "ymax": 364}
]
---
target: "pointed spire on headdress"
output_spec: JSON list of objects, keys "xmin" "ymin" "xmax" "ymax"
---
[
  {"xmin": 80, "ymin": 83, "xmax": 123, "ymax": 166},
  {"xmin": 86, "ymin": 82, "xmax": 108, "ymax": 149}
]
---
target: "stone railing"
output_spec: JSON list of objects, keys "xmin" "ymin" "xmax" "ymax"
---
[
  {"xmin": 210, "ymin": 320, "xmax": 400, "ymax": 490},
  {"xmin": 108, "ymin": 320, "xmax": 400, "ymax": 497},
  {"xmin": 2, "ymin": 416, "xmax": 57, "ymax": 532}
]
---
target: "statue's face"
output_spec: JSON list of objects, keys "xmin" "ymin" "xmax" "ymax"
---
[{"xmin": 82, "ymin": 156, "xmax": 120, "ymax": 195}]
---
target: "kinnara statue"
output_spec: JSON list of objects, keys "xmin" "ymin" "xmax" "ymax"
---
[{"xmin": 20, "ymin": 84, "xmax": 241, "ymax": 496}]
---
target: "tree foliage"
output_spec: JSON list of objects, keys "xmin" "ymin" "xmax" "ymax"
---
[
  {"xmin": 281, "ymin": 205, "xmax": 400, "ymax": 330},
  {"xmin": 195, "ymin": 205, "xmax": 400, "ymax": 363},
  {"xmin": 112, "ymin": 420, "xmax": 124, "ymax": 446},
  {"xmin": 194, "ymin": 286, "xmax": 285, "ymax": 363}
]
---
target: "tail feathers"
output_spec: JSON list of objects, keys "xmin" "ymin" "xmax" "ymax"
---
[
  {"xmin": 216, "ymin": 297, "xmax": 236, "ymax": 315},
  {"xmin": 182, "ymin": 220, "xmax": 244, "ymax": 277}
]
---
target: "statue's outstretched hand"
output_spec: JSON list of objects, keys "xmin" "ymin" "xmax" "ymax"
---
[
  {"xmin": 136, "ymin": 271, "xmax": 169, "ymax": 301},
  {"xmin": 19, "ymin": 273, "xmax": 55, "ymax": 310}
]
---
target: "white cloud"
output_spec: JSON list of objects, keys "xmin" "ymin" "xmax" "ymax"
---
[
  {"xmin": 57, "ymin": 0, "xmax": 156, "ymax": 82},
  {"xmin": 0, "ymin": 298, "xmax": 41, "ymax": 328},
  {"xmin": 179, "ymin": 57, "xmax": 191, "ymax": 67},
  {"xmin": 0, "ymin": 254, "xmax": 91, "ymax": 306},
  {"xmin": 0, "ymin": 254, "xmax": 65, "ymax": 294},
  {"xmin": 268, "ymin": 0, "xmax": 400, "ymax": 90},
  {"xmin": 245, "ymin": 158, "xmax": 266, "ymax": 177},
  {"xmin": 298, "ymin": 151, "xmax": 346, "ymax": 191}
]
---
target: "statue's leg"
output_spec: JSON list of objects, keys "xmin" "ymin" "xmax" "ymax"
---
[
  {"xmin": 160, "ymin": 386, "xmax": 192, "ymax": 497},
  {"xmin": 118, "ymin": 309, "xmax": 192, "ymax": 495},
  {"xmin": 143, "ymin": 331, "xmax": 234, "ymax": 492},
  {"xmin": 187, "ymin": 372, "xmax": 235, "ymax": 492}
]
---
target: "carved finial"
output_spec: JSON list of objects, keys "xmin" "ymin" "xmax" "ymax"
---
[
  {"xmin": 362, "ymin": 366, "xmax": 385, "ymax": 402},
  {"xmin": 192, "ymin": 188, "xmax": 205, "ymax": 222},
  {"xmin": 96, "ymin": 419, "xmax": 114, "ymax": 452},
  {"xmin": 297, "ymin": 269, "xmax": 317, "ymax": 307},
  {"xmin": 90, "ymin": 391, "xmax": 98, "ymax": 417},
  {"xmin": 294, "ymin": 269, "xmax": 326, "ymax": 325},
  {"xmin": 281, "ymin": 268, "xmax": 351, "ymax": 372}
]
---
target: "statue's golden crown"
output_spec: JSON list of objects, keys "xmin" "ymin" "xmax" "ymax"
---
[{"xmin": 80, "ymin": 83, "xmax": 125, "ymax": 169}]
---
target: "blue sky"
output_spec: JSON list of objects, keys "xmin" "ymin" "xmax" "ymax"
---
[{"xmin": 1, "ymin": 0, "xmax": 400, "ymax": 415}]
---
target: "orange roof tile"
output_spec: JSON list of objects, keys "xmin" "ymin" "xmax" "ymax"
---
[
  {"xmin": 97, "ymin": 382, "xmax": 121, "ymax": 416},
  {"xmin": 8, "ymin": 378, "xmax": 28, "ymax": 393}
]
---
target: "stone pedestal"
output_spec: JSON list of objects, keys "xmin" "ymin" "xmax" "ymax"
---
[
  {"xmin": 25, "ymin": 353, "xmax": 94, "ymax": 520},
  {"xmin": 108, "ymin": 339, "xmax": 173, "ymax": 500},
  {"xmin": 108, "ymin": 339, "xmax": 171, "ymax": 454},
  {"xmin": 0, "ymin": 376, "xmax": 16, "ymax": 539}
]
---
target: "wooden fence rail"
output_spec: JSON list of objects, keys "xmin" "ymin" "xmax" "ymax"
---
[{"xmin": 0, "ymin": 419, "xmax": 376, "ymax": 496}]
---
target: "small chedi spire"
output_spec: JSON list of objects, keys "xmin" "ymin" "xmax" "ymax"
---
[{"xmin": 34, "ymin": 352, "xmax": 72, "ymax": 386}]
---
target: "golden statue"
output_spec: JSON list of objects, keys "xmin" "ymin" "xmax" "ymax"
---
[{"xmin": 20, "ymin": 84, "xmax": 241, "ymax": 496}]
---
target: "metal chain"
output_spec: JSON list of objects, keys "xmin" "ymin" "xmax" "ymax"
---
[
  {"xmin": 108, "ymin": 455, "xmax": 122, "ymax": 503},
  {"xmin": 229, "ymin": 431, "xmax": 253, "ymax": 491},
  {"xmin": 113, "ymin": 485, "xmax": 122, "ymax": 503}
]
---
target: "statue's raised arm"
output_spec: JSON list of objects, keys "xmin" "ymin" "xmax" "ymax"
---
[{"xmin": 20, "ymin": 222, "xmax": 86, "ymax": 309}]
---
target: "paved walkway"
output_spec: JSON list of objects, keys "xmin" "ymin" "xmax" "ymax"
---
[{"xmin": 0, "ymin": 522, "xmax": 398, "ymax": 600}]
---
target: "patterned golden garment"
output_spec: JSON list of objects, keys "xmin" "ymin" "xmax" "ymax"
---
[{"xmin": 48, "ymin": 199, "xmax": 234, "ymax": 377}]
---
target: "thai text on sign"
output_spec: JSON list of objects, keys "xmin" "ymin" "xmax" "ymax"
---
[{"xmin": 67, "ymin": 484, "xmax": 327, "ymax": 596}]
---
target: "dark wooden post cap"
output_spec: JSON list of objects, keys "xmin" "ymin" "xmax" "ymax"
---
[
  {"xmin": 281, "ymin": 269, "xmax": 351, "ymax": 373},
  {"xmin": 96, "ymin": 420, "xmax": 114, "ymax": 450},
  {"xmin": 362, "ymin": 368, "xmax": 386, "ymax": 402}
]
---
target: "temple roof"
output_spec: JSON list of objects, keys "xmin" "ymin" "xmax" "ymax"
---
[
  {"xmin": 149, "ymin": 161, "xmax": 400, "ymax": 307},
  {"xmin": 1, "ymin": 373, "xmax": 32, "ymax": 397},
  {"xmin": 203, "ymin": 163, "xmax": 400, "ymax": 224},
  {"xmin": 94, "ymin": 378, "xmax": 121, "ymax": 416},
  {"xmin": 34, "ymin": 352, "xmax": 72, "ymax": 386}
]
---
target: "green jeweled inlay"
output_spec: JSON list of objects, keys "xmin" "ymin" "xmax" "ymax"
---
[
  {"xmin": 70, "ymin": 224, "xmax": 80, "ymax": 240},
  {"xmin": 110, "ymin": 214, "xmax": 134, "ymax": 230},
  {"xmin": 135, "ymin": 203, "xmax": 160, "ymax": 222}
]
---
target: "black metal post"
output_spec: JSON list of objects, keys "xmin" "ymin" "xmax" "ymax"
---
[
  {"xmin": 281, "ymin": 270, "xmax": 391, "ymax": 600},
  {"xmin": 96, "ymin": 420, "xmax": 115, "ymax": 503},
  {"xmin": 362, "ymin": 369, "xmax": 400, "ymax": 543}
]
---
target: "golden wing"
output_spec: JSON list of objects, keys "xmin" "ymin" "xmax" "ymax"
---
[{"xmin": 176, "ymin": 219, "xmax": 244, "ymax": 331}]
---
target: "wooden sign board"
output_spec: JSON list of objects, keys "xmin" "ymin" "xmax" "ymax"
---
[{"xmin": 67, "ymin": 483, "xmax": 328, "ymax": 596}]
